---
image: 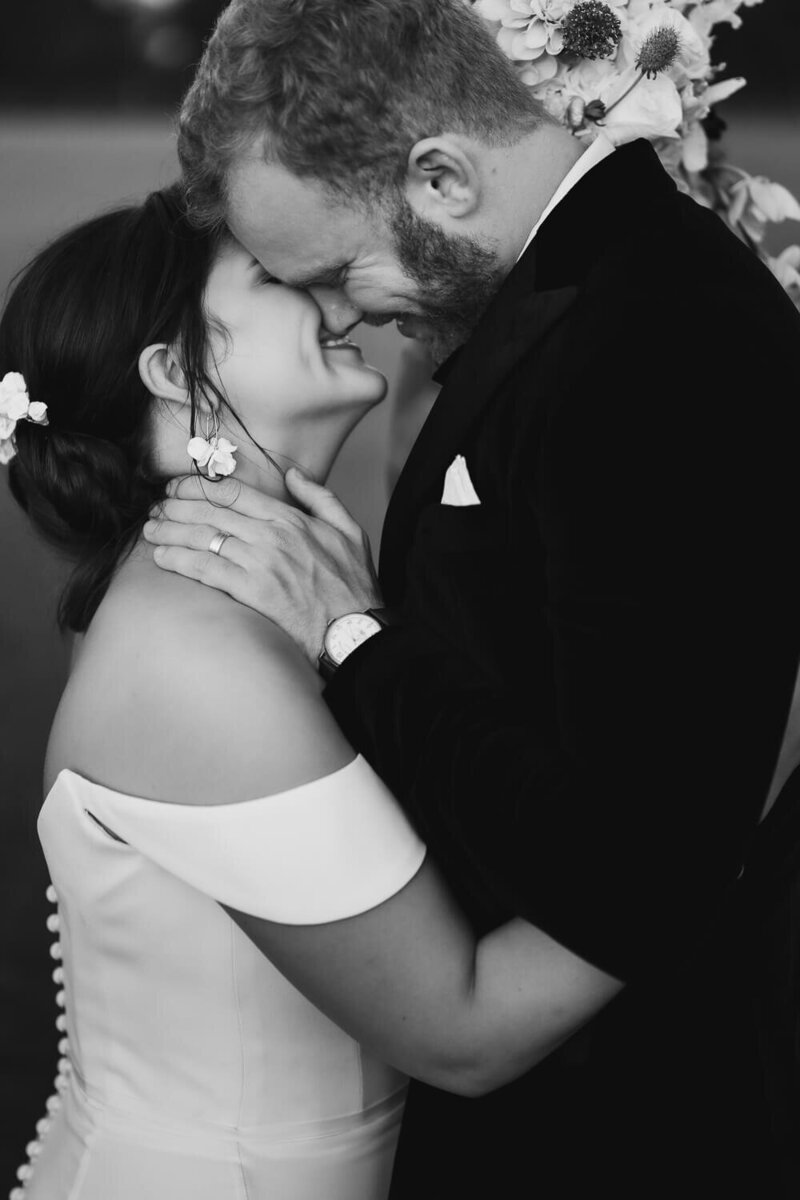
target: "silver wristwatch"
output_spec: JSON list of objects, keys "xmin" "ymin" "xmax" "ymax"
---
[{"xmin": 318, "ymin": 608, "xmax": 391, "ymax": 680}]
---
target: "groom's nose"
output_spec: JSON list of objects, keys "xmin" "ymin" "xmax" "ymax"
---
[{"xmin": 308, "ymin": 285, "xmax": 363, "ymax": 337}]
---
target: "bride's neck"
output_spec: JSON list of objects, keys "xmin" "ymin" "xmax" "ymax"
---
[
  {"xmin": 150, "ymin": 409, "xmax": 346, "ymax": 509},
  {"xmin": 216, "ymin": 420, "xmax": 349, "ymax": 503},
  {"xmin": 229, "ymin": 443, "xmax": 299, "ymax": 506}
]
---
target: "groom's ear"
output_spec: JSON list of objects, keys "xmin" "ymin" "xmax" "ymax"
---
[
  {"xmin": 138, "ymin": 344, "xmax": 190, "ymax": 407},
  {"xmin": 405, "ymin": 137, "xmax": 481, "ymax": 223}
]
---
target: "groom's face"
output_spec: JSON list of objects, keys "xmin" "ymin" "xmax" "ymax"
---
[{"xmin": 227, "ymin": 154, "xmax": 503, "ymax": 364}]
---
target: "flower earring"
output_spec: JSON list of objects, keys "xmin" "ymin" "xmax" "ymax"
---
[{"xmin": 187, "ymin": 409, "xmax": 237, "ymax": 480}]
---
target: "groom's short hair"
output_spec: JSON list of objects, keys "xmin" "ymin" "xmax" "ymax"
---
[{"xmin": 178, "ymin": 0, "xmax": 546, "ymax": 228}]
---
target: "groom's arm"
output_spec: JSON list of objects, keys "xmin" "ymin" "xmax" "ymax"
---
[
  {"xmin": 326, "ymin": 355, "xmax": 800, "ymax": 979},
  {"xmin": 143, "ymin": 362, "xmax": 800, "ymax": 984}
]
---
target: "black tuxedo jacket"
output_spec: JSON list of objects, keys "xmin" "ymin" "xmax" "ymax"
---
[{"xmin": 326, "ymin": 141, "xmax": 800, "ymax": 1197}]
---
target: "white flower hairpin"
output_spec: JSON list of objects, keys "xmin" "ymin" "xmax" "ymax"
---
[{"xmin": 0, "ymin": 372, "xmax": 49, "ymax": 465}]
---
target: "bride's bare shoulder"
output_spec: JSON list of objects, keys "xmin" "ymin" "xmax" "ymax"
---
[{"xmin": 46, "ymin": 556, "xmax": 352, "ymax": 804}]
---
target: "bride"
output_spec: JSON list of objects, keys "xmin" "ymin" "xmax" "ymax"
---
[{"xmin": 2, "ymin": 185, "xmax": 619, "ymax": 1200}]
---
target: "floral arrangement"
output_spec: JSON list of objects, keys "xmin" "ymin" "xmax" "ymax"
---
[
  {"xmin": 0, "ymin": 372, "xmax": 48, "ymax": 466},
  {"xmin": 472, "ymin": 0, "xmax": 800, "ymax": 305}
]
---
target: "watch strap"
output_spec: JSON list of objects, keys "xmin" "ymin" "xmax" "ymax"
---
[{"xmin": 364, "ymin": 607, "xmax": 397, "ymax": 629}]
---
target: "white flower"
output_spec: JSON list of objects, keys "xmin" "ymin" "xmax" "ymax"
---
[
  {"xmin": 0, "ymin": 372, "xmax": 31, "ymax": 422},
  {"xmin": 3, "ymin": 392, "xmax": 30, "ymax": 422},
  {"xmin": 767, "ymin": 245, "xmax": 800, "ymax": 304},
  {"xmin": 187, "ymin": 435, "xmax": 238, "ymax": 480},
  {"xmin": 597, "ymin": 66, "xmax": 683, "ymax": 143},
  {"xmin": 0, "ymin": 371, "xmax": 27, "ymax": 397},
  {"xmin": 0, "ymin": 372, "xmax": 48, "ymax": 459},
  {"xmin": 478, "ymin": 0, "xmax": 633, "ymax": 61},
  {"xmin": 689, "ymin": 0, "xmax": 763, "ymax": 36},
  {"xmin": 680, "ymin": 117, "xmax": 708, "ymax": 173},
  {"xmin": 675, "ymin": 76, "xmax": 746, "ymax": 172},
  {"xmin": 743, "ymin": 178, "xmax": 800, "ymax": 224},
  {"xmin": 558, "ymin": 55, "xmax": 620, "ymax": 100},
  {"xmin": 520, "ymin": 52, "xmax": 561, "ymax": 85},
  {"xmin": 689, "ymin": 0, "xmax": 743, "ymax": 35},
  {"xmin": 728, "ymin": 175, "xmax": 800, "ymax": 245},
  {"xmin": 696, "ymin": 75, "xmax": 747, "ymax": 111},
  {"xmin": 476, "ymin": 0, "xmax": 569, "ymax": 60},
  {"xmin": 526, "ymin": 69, "xmax": 571, "ymax": 120},
  {"xmin": 475, "ymin": 0, "xmax": 798, "ymax": 309},
  {"xmin": 27, "ymin": 401, "xmax": 49, "ymax": 424},
  {"xmin": 620, "ymin": 3, "xmax": 710, "ymax": 80}
]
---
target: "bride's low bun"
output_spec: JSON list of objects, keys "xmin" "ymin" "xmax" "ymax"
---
[
  {"xmin": 8, "ymin": 425, "xmax": 162, "ymax": 628},
  {"xmin": 1, "ymin": 186, "xmax": 221, "ymax": 632}
]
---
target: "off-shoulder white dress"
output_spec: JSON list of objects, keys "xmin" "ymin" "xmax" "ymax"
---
[{"xmin": 12, "ymin": 758, "xmax": 426, "ymax": 1200}]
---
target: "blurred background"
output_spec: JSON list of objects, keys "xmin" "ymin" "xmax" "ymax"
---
[{"xmin": 0, "ymin": 0, "xmax": 798, "ymax": 1183}]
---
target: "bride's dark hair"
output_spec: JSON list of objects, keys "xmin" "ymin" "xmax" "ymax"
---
[{"xmin": 1, "ymin": 184, "xmax": 225, "ymax": 634}]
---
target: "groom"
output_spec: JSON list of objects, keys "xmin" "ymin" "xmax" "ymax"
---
[{"xmin": 147, "ymin": 0, "xmax": 800, "ymax": 1194}]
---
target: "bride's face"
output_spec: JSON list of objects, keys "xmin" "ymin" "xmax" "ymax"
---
[{"xmin": 203, "ymin": 239, "xmax": 387, "ymax": 439}]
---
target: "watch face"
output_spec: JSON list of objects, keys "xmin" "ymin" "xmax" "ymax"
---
[{"xmin": 325, "ymin": 613, "xmax": 382, "ymax": 665}]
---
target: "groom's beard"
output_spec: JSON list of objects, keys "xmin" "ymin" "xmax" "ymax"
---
[{"xmin": 388, "ymin": 196, "xmax": 505, "ymax": 365}]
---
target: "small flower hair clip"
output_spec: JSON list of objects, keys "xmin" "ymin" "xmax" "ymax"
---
[{"xmin": 0, "ymin": 371, "xmax": 49, "ymax": 465}]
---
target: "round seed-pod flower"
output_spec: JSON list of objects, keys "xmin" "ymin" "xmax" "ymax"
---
[{"xmin": 561, "ymin": 1, "xmax": 623, "ymax": 60}]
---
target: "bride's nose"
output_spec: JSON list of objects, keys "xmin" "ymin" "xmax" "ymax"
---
[{"xmin": 308, "ymin": 285, "xmax": 363, "ymax": 337}]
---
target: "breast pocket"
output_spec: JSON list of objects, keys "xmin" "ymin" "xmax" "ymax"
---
[
  {"xmin": 405, "ymin": 502, "xmax": 519, "ymax": 682},
  {"xmin": 417, "ymin": 501, "xmax": 496, "ymax": 554}
]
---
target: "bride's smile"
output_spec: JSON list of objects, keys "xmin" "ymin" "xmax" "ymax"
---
[
  {"xmin": 203, "ymin": 239, "xmax": 385, "ymax": 412},
  {"xmin": 145, "ymin": 237, "xmax": 388, "ymax": 495}
]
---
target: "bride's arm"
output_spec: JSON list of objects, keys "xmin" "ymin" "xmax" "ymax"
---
[
  {"xmin": 227, "ymin": 871, "xmax": 621, "ymax": 1097},
  {"xmin": 80, "ymin": 590, "xmax": 621, "ymax": 1096},
  {"xmin": 175, "ymin": 607, "xmax": 621, "ymax": 1094}
]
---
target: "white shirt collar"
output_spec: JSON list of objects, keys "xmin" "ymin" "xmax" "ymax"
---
[{"xmin": 516, "ymin": 134, "xmax": 616, "ymax": 264}]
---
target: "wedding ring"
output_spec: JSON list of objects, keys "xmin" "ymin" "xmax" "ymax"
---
[{"xmin": 208, "ymin": 531, "xmax": 233, "ymax": 557}]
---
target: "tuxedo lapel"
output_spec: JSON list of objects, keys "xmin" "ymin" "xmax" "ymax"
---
[
  {"xmin": 379, "ymin": 281, "xmax": 579, "ymax": 599},
  {"xmin": 379, "ymin": 139, "xmax": 678, "ymax": 600}
]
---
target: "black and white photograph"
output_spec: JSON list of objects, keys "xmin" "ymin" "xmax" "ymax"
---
[{"xmin": 2, "ymin": 1, "xmax": 800, "ymax": 1197}]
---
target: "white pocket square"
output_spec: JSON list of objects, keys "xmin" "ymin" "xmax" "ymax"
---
[{"xmin": 441, "ymin": 454, "xmax": 481, "ymax": 506}]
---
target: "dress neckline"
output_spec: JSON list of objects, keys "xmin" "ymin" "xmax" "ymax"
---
[{"xmin": 42, "ymin": 757, "xmax": 364, "ymax": 814}]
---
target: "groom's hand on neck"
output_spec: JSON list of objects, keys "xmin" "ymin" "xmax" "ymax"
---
[{"xmin": 143, "ymin": 471, "xmax": 381, "ymax": 664}]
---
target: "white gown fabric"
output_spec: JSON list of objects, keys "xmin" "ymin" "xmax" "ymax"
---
[{"xmin": 13, "ymin": 757, "xmax": 426, "ymax": 1200}]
